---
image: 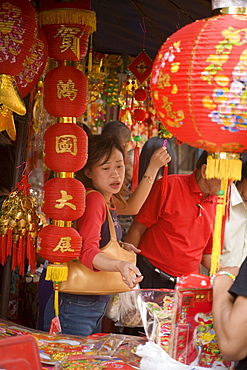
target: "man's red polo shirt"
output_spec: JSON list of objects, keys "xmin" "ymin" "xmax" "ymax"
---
[{"xmin": 135, "ymin": 170, "xmax": 217, "ymax": 277}]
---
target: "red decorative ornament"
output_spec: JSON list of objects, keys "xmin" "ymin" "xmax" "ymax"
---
[
  {"xmin": 133, "ymin": 108, "xmax": 146, "ymax": 122},
  {"xmin": 151, "ymin": 13, "xmax": 247, "ymax": 154},
  {"xmin": 44, "ymin": 123, "xmax": 88, "ymax": 172},
  {"xmin": 128, "ymin": 50, "xmax": 153, "ymax": 85},
  {"xmin": 44, "ymin": 65, "xmax": 88, "ymax": 117},
  {"xmin": 135, "ymin": 88, "xmax": 148, "ymax": 102},
  {"xmin": 42, "ymin": 178, "xmax": 86, "ymax": 221},
  {"xmin": 38, "ymin": 225, "xmax": 82, "ymax": 263}
]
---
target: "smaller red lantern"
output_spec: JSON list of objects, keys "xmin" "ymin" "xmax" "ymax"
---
[
  {"xmin": 44, "ymin": 122, "xmax": 88, "ymax": 172},
  {"xmin": 135, "ymin": 88, "xmax": 148, "ymax": 102},
  {"xmin": 133, "ymin": 108, "xmax": 146, "ymax": 122},
  {"xmin": 42, "ymin": 178, "xmax": 85, "ymax": 221},
  {"xmin": 42, "ymin": 24, "xmax": 90, "ymax": 61},
  {"xmin": 44, "ymin": 65, "xmax": 88, "ymax": 117},
  {"xmin": 38, "ymin": 224, "xmax": 82, "ymax": 263}
]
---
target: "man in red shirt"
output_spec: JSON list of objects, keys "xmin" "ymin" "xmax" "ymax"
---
[{"xmin": 125, "ymin": 151, "xmax": 222, "ymax": 289}]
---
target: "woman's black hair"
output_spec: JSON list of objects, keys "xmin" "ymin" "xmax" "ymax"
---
[{"xmin": 138, "ymin": 136, "xmax": 177, "ymax": 183}]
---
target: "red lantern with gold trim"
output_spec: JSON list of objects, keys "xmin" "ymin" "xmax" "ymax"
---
[
  {"xmin": 151, "ymin": 13, "xmax": 247, "ymax": 155},
  {"xmin": 42, "ymin": 24, "xmax": 90, "ymax": 61},
  {"xmin": 39, "ymin": 0, "xmax": 96, "ymax": 61},
  {"xmin": 44, "ymin": 65, "xmax": 88, "ymax": 117},
  {"xmin": 44, "ymin": 123, "xmax": 88, "ymax": 172},
  {"xmin": 42, "ymin": 178, "xmax": 85, "ymax": 221},
  {"xmin": 38, "ymin": 224, "xmax": 82, "ymax": 263}
]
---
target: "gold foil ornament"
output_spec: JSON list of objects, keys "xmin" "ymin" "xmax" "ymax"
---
[
  {"xmin": 0, "ymin": 74, "xmax": 26, "ymax": 115},
  {"xmin": 0, "ymin": 105, "xmax": 16, "ymax": 141}
]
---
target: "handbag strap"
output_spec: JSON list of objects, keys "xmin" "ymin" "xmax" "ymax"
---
[{"xmin": 86, "ymin": 190, "xmax": 117, "ymax": 242}]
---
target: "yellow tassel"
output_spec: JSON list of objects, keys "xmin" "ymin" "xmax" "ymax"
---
[
  {"xmin": 88, "ymin": 35, "xmax": 93, "ymax": 72},
  {"xmin": 39, "ymin": 9, "xmax": 97, "ymax": 33},
  {"xmin": 54, "ymin": 282, "xmax": 59, "ymax": 317},
  {"xmin": 45, "ymin": 263, "xmax": 68, "ymax": 282},
  {"xmin": 206, "ymin": 153, "xmax": 241, "ymax": 181},
  {"xmin": 210, "ymin": 179, "xmax": 228, "ymax": 276}
]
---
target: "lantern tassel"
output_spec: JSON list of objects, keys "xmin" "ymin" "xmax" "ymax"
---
[
  {"xmin": 1, "ymin": 234, "xmax": 7, "ymax": 265},
  {"xmin": 27, "ymin": 232, "xmax": 36, "ymax": 274},
  {"xmin": 54, "ymin": 282, "xmax": 59, "ymax": 317},
  {"xmin": 45, "ymin": 263, "xmax": 68, "ymax": 282},
  {"xmin": 206, "ymin": 153, "xmax": 242, "ymax": 181},
  {"xmin": 210, "ymin": 179, "xmax": 228, "ymax": 277},
  {"xmin": 39, "ymin": 9, "xmax": 96, "ymax": 32},
  {"xmin": 6, "ymin": 228, "xmax": 13, "ymax": 257}
]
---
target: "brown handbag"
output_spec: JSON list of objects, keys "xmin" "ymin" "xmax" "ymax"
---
[{"xmin": 58, "ymin": 203, "xmax": 136, "ymax": 295}]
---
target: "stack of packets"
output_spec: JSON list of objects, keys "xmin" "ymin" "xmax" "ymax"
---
[
  {"xmin": 170, "ymin": 274, "xmax": 236, "ymax": 369},
  {"xmin": 0, "ymin": 319, "xmax": 147, "ymax": 369},
  {"xmin": 107, "ymin": 279, "xmax": 236, "ymax": 369}
]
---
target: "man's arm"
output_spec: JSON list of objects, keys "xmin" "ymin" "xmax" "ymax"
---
[
  {"xmin": 125, "ymin": 220, "xmax": 147, "ymax": 248},
  {"xmin": 212, "ymin": 266, "xmax": 247, "ymax": 361}
]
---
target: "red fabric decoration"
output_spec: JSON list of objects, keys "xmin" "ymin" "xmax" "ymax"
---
[
  {"xmin": 128, "ymin": 50, "xmax": 153, "ymax": 85},
  {"xmin": 151, "ymin": 14, "xmax": 247, "ymax": 153},
  {"xmin": 135, "ymin": 88, "xmax": 148, "ymax": 102},
  {"xmin": 42, "ymin": 178, "xmax": 86, "ymax": 221},
  {"xmin": 133, "ymin": 108, "xmax": 146, "ymax": 122},
  {"xmin": 44, "ymin": 122, "xmax": 88, "ymax": 172},
  {"xmin": 0, "ymin": 0, "xmax": 37, "ymax": 76},
  {"xmin": 42, "ymin": 24, "xmax": 90, "ymax": 61},
  {"xmin": 44, "ymin": 65, "xmax": 88, "ymax": 117},
  {"xmin": 16, "ymin": 27, "xmax": 48, "ymax": 98},
  {"xmin": 38, "ymin": 225, "xmax": 82, "ymax": 263}
]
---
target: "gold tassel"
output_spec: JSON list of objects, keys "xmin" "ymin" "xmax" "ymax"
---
[
  {"xmin": 45, "ymin": 263, "xmax": 68, "ymax": 282},
  {"xmin": 88, "ymin": 34, "xmax": 93, "ymax": 72},
  {"xmin": 39, "ymin": 9, "xmax": 97, "ymax": 33},
  {"xmin": 54, "ymin": 282, "xmax": 59, "ymax": 317},
  {"xmin": 206, "ymin": 152, "xmax": 241, "ymax": 181},
  {"xmin": 210, "ymin": 178, "xmax": 228, "ymax": 276}
]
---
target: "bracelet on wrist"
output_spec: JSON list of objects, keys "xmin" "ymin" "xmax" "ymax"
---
[
  {"xmin": 143, "ymin": 175, "xmax": 154, "ymax": 184},
  {"xmin": 210, "ymin": 271, "xmax": 236, "ymax": 286}
]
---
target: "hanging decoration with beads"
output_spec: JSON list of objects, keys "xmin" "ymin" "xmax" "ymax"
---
[
  {"xmin": 38, "ymin": 0, "xmax": 96, "ymax": 331},
  {"xmin": 85, "ymin": 52, "xmax": 106, "ymax": 132},
  {"xmin": 0, "ymin": 172, "xmax": 45, "ymax": 276}
]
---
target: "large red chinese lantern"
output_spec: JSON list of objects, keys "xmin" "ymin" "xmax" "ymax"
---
[
  {"xmin": 0, "ymin": 0, "xmax": 40, "ymax": 140},
  {"xmin": 151, "ymin": 8, "xmax": 247, "ymax": 275}
]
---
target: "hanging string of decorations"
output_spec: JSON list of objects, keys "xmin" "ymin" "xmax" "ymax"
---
[{"xmin": 38, "ymin": 0, "xmax": 96, "ymax": 326}]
